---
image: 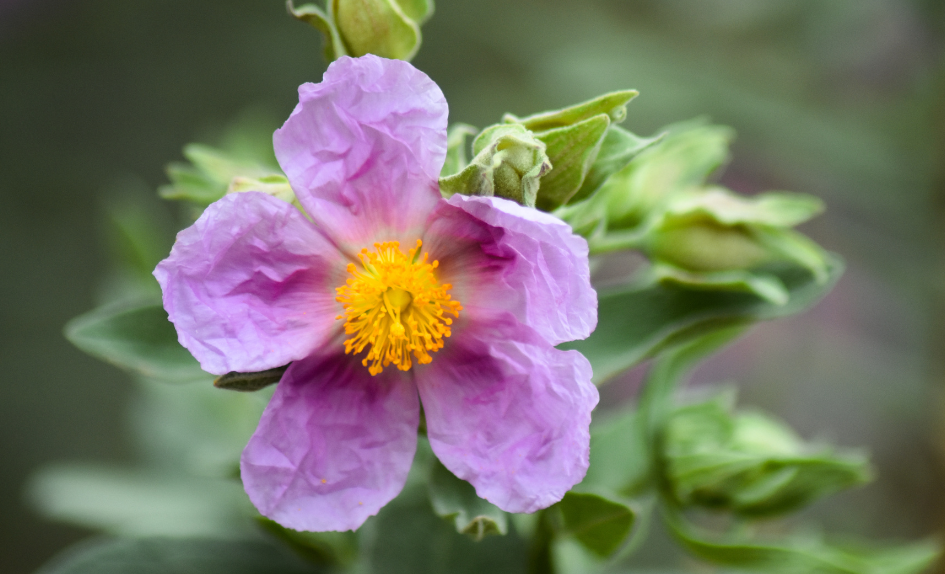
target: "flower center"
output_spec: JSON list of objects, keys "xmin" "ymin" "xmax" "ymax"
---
[{"xmin": 335, "ymin": 240, "xmax": 462, "ymax": 376}]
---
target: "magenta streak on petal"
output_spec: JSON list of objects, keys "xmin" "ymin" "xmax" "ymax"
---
[
  {"xmin": 417, "ymin": 318, "xmax": 598, "ymax": 514},
  {"xmin": 424, "ymin": 195, "xmax": 597, "ymax": 347},
  {"xmin": 241, "ymin": 351, "xmax": 420, "ymax": 532},
  {"xmin": 153, "ymin": 191, "xmax": 346, "ymax": 375}
]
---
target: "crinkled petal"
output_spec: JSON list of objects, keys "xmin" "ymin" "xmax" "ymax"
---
[
  {"xmin": 417, "ymin": 319, "xmax": 598, "ymax": 514},
  {"xmin": 154, "ymin": 192, "xmax": 346, "ymax": 375},
  {"xmin": 423, "ymin": 195, "xmax": 597, "ymax": 346},
  {"xmin": 241, "ymin": 352, "xmax": 420, "ymax": 532},
  {"xmin": 274, "ymin": 55, "xmax": 448, "ymax": 255}
]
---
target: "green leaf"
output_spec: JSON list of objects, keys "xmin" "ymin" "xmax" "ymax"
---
[
  {"xmin": 131, "ymin": 377, "xmax": 268, "ymax": 476},
  {"xmin": 581, "ymin": 409, "xmax": 650, "ymax": 496},
  {"xmin": 214, "ymin": 366, "xmax": 288, "ymax": 392},
  {"xmin": 367, "ymin": 485, "xmax": 528, "ymax": 574},
  {"xmin": 182, "ymin": 144, "xmax": 271, "ymax": 185},
  {"xmin": 568, "ymin": 126, "xmax": 662, "ymax": 205},
  {"xmin": 504, "ymin": 90, "xmax": 638, "ymax": 133},
  {"xmin": 428, "ymin": 459, "xmax": 507, "ymax": 541},
  {"xmin": 27, "ymin": 465, "xmax": 252, "ymax": 538},
  {"xmin": 553, "ymin": 491, "xmax": 636, "ymax": 558},
  {"xmin": 258, "ymin": 518, "xmax": 359, "ymax": 567},
  {"xmin": 534, "ymin": 114, "xmax": 611, "ymax": 210},
  {"xmin": 287, "ymin": 0, "xmax": 349, "ymax": 62},
  {"xmin": 64, "ymin": 299, "xmax": 205, "ymax": 383},
  {"xmin": 557, "ymin": 121, "xmax": 735, "ymax": 235},
  {"xmin": 662, "ymin": 392, "xmax": 872, "ymax": 517},
  {"xmin": 441, "ymin": 123, "xmax": 478, "ymax": 177},
  {"xmin": 561, "ymin": 255, "xmax": 842, "ymax": 384},
  {"xmin": 35, "ymin": 537, "xmax": 321, "ymax": 574},
  {"xmin": 332, "ymin": 0, "xmax": 421, "ymax": 61},
  {"xmin": 158, "ymin": 163, "xmax": 225, "ymax": 205},
  {"xmin": 159, "ymin": 147, "xmax": 278, "ymax": 208},
  {"xmin": 665, "ymin": 510, "xmax": 941, "ymax": 574}
]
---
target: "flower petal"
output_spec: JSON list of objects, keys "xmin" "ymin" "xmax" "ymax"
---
[
  {"xmin": 423, "ymin": 195, "xmax": 597, "ymax": 346},
  {"xmin": 241, "ymin": 352, "xmax": 420, "ymax": 532},
  {"xmin": 417, "ymin": 319, "xmax": 598, "ymax": 514},
  {"xmin": 274, "ymin": 55, "xmax": 448, "ymax": 255},
  {"xmin": 154, "ymin": 192, "xmax": 346, "ymax": 375}
]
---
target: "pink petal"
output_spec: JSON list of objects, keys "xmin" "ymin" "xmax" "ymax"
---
[
  {"xmin": 274, "ymin": 55, "xmax": 448, "ymax": 256},
  {"xmin": 423, "ymin": 195, "xmax": 597, "ymax": 346},
  {"xmin": 241, "ymin": 352, "xmax": 420, "ymax": 532},
  {"xmin": 153, "ymin": 192, "xmax": 346, "ymax": 375},
  {"xmin": 417, "ymin": 319, "xmax": 598, "ymax": 514}
]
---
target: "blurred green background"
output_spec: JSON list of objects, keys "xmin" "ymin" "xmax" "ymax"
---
[{"xmin": 1, "ymin": 1, "xmax": 943, "ymax": 572}]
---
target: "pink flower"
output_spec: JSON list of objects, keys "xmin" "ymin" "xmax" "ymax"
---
[{"xmin": 154, "ymin": 55, "xmax": 598, "ymax": 531}]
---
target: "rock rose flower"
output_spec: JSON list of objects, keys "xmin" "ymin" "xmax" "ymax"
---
[{"xmin": 154, "ymin": 55, "xmax": 599, "ymax": 531}]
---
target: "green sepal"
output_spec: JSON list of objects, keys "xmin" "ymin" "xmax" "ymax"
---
[
  {"xmin": 286, "ymin": 0, "xmax": 349, "ymax": 61},
  {"xmin": 441, "ymin": 123, "xmax": 478, "ymax": 177},
  {"xmin": 333, "ymin": 0, "xmax": 421, "ymax": 61},
  {"xmin": 661, "ymin": 390, "xmax": 872, "ymax": 517},
  {"xmin": 64, "ymin": 299, "xmax": 205, "ymax": 383},
  {"xmin": 213, "ymin": 366, "xmax": 288, "ymax": 392},
  {"xmin": 559, "ymin": 255, "xmax": 843, "ymax": 385},
  {"xmin": 258, "ymin": 517, "xmax": 359, "ymax": 567},
  {"xmin": 665, "ymin": 509, "xmax": 941, "ymax": 574},
  {"xmin": 568, "ymin": 126, "xmax": 663, "ymax": 205},
  {"xmin": 428, "ymin": 458, "xmax": 508, "ymax": 541},
  {"xmin": 533, "ymin": 114, "xmax": 610, "ymax": 210},
  {"xmin": 394, "ymin": 0, "xmax": 434, "ymax": 24},
  {"xmin": 34, "ymin": 537, "xmax": 318, "ymax": 574},
  {"xmin": 503, "ymin": 90, "xmax": 638, "ymax": 133},
  {"xmin": 439, "ymin": 123, "xmax": 551, "ymax": 207},
  {"xmin": 551, "ymin": 491, "xmax": 636, "ymax": 559}
]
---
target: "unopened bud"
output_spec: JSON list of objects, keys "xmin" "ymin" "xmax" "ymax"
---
[{"xmin": 439, "ymin": 124, "xmax": 551, "ymax": 207}]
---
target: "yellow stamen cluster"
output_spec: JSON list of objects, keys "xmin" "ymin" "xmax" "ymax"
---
[{"xmin": 335, "ymin": 240, "xmax": 462, "ymax": 376}]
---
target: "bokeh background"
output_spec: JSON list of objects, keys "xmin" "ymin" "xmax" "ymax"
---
[{"xmin": 2, "ymin": 1, "xmax": 944, "ymax": 572}]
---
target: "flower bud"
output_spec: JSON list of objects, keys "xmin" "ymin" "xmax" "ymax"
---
[
  {"xmin": 661, "ymin": 390, "xmax": 871, "ymax": 517},
  {"xmin": 641, "ymin": 187, "xmax": 829, "ymax": 303},
  {"xmin": 289, "ymin": 0, "xmax": 433, "ymax": 62},
  {"xmin": 439, "ymin": 124, "xmax": 551, "ymax": 207}
]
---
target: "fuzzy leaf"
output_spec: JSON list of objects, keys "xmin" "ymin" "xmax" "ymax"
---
[
  {"xmin": 27, "ymin": 465, "xmax": 251, "ymax": 538},
  {"xmin": 533, "ymin": 114, "xmax": 610, "ymax": 210},
  {"xmin": 665, "ymin": 510, "xmax": 940, "ymax": 574},
  {"xmin": 429, "ymin": 459, "xmax": 507, "ymax": 541},
  {"xmin": 34, "ymin": 537, "xmax": 319, "ymax": 574},
  {"xmin": 569, "ymin": 126, "xmax": 662, "ymax": 204},
  {"xmin": 504, "ymin": 90, "xmax": 638, "ymax": 133},
  {"xmin": 560, "ymin": 256, "xmax": 843, "ymax": 384},
  {"xmin": 553, "ymin": 492, "xmax": 636, "ymax": 558},
  {"xmin": 64, "ymin": 299, "xmax": 204, "ymax": 383}
]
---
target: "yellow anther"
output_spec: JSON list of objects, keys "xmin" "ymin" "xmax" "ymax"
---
[{"xmin": 335, "ymin": 240, "xmax": 462, "ymax": 375}]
